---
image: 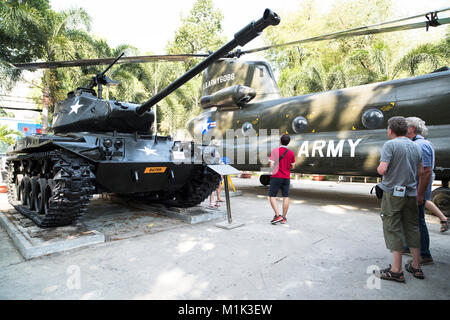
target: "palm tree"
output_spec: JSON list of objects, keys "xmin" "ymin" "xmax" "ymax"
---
[
  {"xmin": 393, "ymin": 40, "xmax": 449, "ymax": 78},
  {"xmin": 0, "ymin": 0, "xmax": 47, "ymax": 93},
  {"xmin": 0, "ymin": 125, "xmax": 20, "ymax": 146},
  {"xmin": 38, "ymin": 8, "xmax": 92, "ymax": 132}
]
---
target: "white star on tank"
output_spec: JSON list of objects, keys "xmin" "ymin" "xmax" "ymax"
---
[
  {"xmin": 69, "ymin": 101, "xmax": 84, "ymax": 115},
  {"xmin": 139, "ymin": 146, "xmax": 158, "ymax": 156}
]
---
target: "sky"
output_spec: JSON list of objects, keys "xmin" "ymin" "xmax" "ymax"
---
[{"xmin": 49, "ymin": 0, "xmax": 450, "ymax": 55}]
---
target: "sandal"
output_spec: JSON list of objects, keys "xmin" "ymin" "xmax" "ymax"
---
[
  {"xmin": 440, "ymin": 220, "xmax": 449, "ymax": 233},
  {"xmin": 375, "ymin": 265, "xmax": 405, "ymax": 283},
  {"xmin": 405, "ymin": 263, "xmax": 425, "ymax": 279}
]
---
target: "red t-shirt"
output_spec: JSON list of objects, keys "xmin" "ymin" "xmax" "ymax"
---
[{"xmin": 269, "ymin": 146, "xmax": 295, "ymax": 179}]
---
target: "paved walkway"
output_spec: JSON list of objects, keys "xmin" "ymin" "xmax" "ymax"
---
[{"xmin": 0, "ymin": 178, "xmax": 449, "ymax": 299}]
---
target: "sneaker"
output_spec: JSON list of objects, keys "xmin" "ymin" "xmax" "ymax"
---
[
  {"xmin": 280, "ymin": 216, "xmax": 287, "ymax": 224},
  {"xmin": 271, "ymin": 215, "xmax": 283, "ymax": 224},
  {"xmin": 407, "ymin": 256, "xmax": 434, "ymax": 266}
]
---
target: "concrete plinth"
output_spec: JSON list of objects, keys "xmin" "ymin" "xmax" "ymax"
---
[
  {"xmin": 215, "ymin": 220, "xmax": 245, "ymax": 230},
  {"xmin": 100, "ymin": 194, "xmax": 227, "ymax": 224},
  {"xmin": 149, "ymin": 205, "xmax": 226, "ymax": 224},
  {"xmin": 0, "ymin": 210, "xmax": 104, "ymax": 260}
]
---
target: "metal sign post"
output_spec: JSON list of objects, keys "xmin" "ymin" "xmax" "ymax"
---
[
  {"xmin": 207, "ymin": 164, "xmax": 245, "ymax": 230},
  {"xmin": 223, "ymin": 175, "xmax": 232, "ymax": 224}
]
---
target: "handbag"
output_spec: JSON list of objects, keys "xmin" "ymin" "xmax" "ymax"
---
[{"xmin": 370, "ymin": 183, "xmax": 383, "ymax": 199}]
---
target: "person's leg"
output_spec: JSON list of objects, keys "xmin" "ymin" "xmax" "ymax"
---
[
  {"xmin": 269, "ymin": 197, "xmax": 280, "ymax": 216},
  {"xmin": 410, "ymin": 247, "xmax": 421, "ymax": 269},
  {"xmin": 403, "ymin": 197, "xmax": 428, "ymax": 273},
  {"xmin": 381, "ymin": 194, "xmax": 404, "ymax": 270},
  {"xmin": 282, "ymin": 197, "xmax": 289, "ymax": 218},
  {"xmin": 418, "ymin": 203, "xmax": 432, "ymax": 258},
  {"xmin": 281, "ymin": 179, "xmax": 290, "ymax": 219},
  {"xmin": 216, "ymin": 179, "xmax": 223, "ymax": 201},
  {"xmin": 425, "ymin": 200, "xmax": 448, "ymax": 222},
  {"xmin": 209, "ymin": 192, "xmax": 215, "ymax": 207},
  {"xmin": 391, "ymin": 251, "xmax": 403, "ymax": 273}
]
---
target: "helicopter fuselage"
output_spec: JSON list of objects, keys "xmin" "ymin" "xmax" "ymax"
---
[{"xmin": 188, "ymin": 62, "xmax": 450, "ymax": 183}]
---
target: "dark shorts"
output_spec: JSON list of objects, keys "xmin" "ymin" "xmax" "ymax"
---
[{"xmin": 268, "ymin": 177, "xmax": 290, "ymax": 197}]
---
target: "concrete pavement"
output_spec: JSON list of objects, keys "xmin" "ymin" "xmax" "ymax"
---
[{"xmin": 0, "ymin": 178, "xmax": 449, "ymax": 300}]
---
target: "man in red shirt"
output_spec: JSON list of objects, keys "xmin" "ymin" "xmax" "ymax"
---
[{"xmin": 268, "ymin": 134, "xmax": 296, "ymax": 224}]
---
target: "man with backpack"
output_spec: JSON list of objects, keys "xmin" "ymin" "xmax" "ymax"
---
[{"xmin": 268, "ymin": 134, "xmax": 296, "ymax": 224}]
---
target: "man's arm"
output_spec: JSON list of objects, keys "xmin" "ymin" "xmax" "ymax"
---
[
  {"xmin": 378, "ymin": 142, "xmax": 391, "ymax": 176},
  {"xmin": 417, "ymin": 162, "xmax": 430, "ymax": 205},
  {"xmin": 377, "ymin": 161, "xmax": 389, "ymax": 176}
]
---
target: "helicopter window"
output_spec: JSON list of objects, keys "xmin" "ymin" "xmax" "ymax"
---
[
  {"xmin": 258, "ymin": 67, "xmax": 264, "ymax": 77},
  {"xmin": 241, "ymin": 122, "xmax": 254, "ymax": 135},
  {"xmin": 362, "ymin": 109, "xmax": 384, "ymax": 129},
  {"xmin": 292, "ymin": 116, "xmax": 308, "ymax": 133}
]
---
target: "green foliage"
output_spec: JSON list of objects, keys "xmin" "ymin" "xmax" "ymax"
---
[
  {"xmin": 0, "ymin": 0, "xmax": 50, "ymax": 92},
  {"xmin": 0, "ymin": 124, "xmax": 21, "ymax": 146},
  {"xmin": 393, "ymin": 31, "xmax": 450, "ymax": 77},
  {"xmin": 166, "ymin": 0, "xmax": 226, "ymax": 70},
  {"xmin": 159, "ymin": 0, "xmax": 226, "ymax": 134},
  {"xmin": 0, "ymin": 0, "xmax": 49, "ymax": 63},
  {"xmin": 263, "ymin": 0, "xmax": 448, "ymax": 96}
]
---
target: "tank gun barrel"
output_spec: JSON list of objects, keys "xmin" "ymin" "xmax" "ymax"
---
[{"xmin": 135, "ymin": 9, "xmax": 280, "ymax": 116}]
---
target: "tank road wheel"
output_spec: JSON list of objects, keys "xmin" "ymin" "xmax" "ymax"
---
[
  {"xmin": 432, "ymin": 187, "xmax": 450, "ymax": 217},
  {"xmin": 33, "ymin": 178, "xmax": 48, "ymax": 215},
  {"xmin": 29, "ymin": 176, "xmax": 39, "ymax": 211},
  {"xmin": 259, "ymin": 174, "xmax": 271, "ymax": 186},
  {"xmin": 15, "ymin": 174, "xmax": 24, "ymax": 203},
  {"xmin": 21, "ymin": 176, "xmax": 32, "ymax": 209}
]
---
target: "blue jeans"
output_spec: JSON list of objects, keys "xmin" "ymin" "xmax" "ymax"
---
[{"xmin": 418, "ymin": 202, "xmax": 431, "ymax": 258}]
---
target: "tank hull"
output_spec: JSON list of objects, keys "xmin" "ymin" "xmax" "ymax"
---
[{"xmin": 6, "ymin": 132, "xmax": 221, "ymax": 227}]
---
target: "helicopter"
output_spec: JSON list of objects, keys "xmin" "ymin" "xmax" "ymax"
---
[
  {"xmin": 185, "ymin": 8, "xmax": 450, "ymax": 216},
  {"xmin": 8, "ymin": 8, "xmax": 450, "ymax": 219}
]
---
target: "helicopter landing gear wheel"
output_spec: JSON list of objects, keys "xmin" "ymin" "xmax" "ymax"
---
[
  {"xmin": 259, "ymin": 174, "xmax": 271, "ymax": 186},
  {"xmin": 431, "ymin": 187, "xmax": 450, "ymax": 217}
]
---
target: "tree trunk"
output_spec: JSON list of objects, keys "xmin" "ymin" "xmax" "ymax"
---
[{"xmin": 42, "ymin": 84, "xmax": 50, "ymax": 134}]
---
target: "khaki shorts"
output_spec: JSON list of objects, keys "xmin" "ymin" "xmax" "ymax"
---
[{"xmin": 380, "ymin": 192, "xmax": 420, "ymax": 251}]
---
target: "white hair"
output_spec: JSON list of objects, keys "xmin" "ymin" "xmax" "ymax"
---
[{"xmin": 406, "ymin": 117, "xmax": 428, "ymax": 136}]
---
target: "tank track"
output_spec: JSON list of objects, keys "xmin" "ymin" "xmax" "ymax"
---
[
  {"xmin": 165, "ymin": 166, "xmax": 222, "ymax": 208},
  {"xmin": 127, "ymin": 166, "xmax": 221, "ymax": 208},
  {"xmin": 7, "ymin": 151, "xmax": 95, "ymax": 228}
]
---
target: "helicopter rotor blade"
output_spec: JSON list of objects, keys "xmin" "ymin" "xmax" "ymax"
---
[
  {"xmin": 0, "ymin": 105, "xmax": 42, "ymax": 112},
  {"xmin": 10, "ymin": 8, "xmax": 450, "ymax": 69},
  {"xmin": 236, "ymin": 8, "xmax": 450, "ymax": 56},
  {"xmin": 12, "ymin": 53, "xmax": 210, "ymax": 70}
]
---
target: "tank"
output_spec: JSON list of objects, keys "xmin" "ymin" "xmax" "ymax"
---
[{"xmin": 5, "ymin": 9, "xmax": 280, "ymax": 227}]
